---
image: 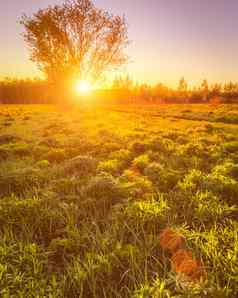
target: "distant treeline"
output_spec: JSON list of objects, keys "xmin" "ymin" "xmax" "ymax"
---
[
  {"xmin": 0, "ymin": 78, "xmax": 53, "ymax": 104},
  {"xmin": 1, "ymin": 76, "xmax": 238, "ymax": 104}
]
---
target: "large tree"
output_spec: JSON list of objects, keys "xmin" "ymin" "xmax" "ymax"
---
[{"xmin": 21, "ymin": 0, "xmax": 129, "ymax": 98}]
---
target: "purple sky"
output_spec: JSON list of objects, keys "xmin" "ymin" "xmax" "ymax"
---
[{"xmin": 1, "ymin": 0, "xmax": 238, "ymax": 86}]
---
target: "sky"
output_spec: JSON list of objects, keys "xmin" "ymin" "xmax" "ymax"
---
[{"xmin": 1, "ymin": 0, "xmax": 238, "ymax": 87}]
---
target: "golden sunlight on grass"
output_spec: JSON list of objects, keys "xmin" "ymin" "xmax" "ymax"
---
[{"xmin": 74, "ymin": 80, "xmax": 92, "ymax": 95}]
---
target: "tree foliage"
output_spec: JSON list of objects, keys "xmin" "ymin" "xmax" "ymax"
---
[{"xmin": 20, "ymin": 0, "xmax": 129, "ymax": 88}]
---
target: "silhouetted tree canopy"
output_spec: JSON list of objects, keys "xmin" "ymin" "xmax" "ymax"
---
[{"xmin": 20, "ymin": 0, "xmax": 129, "ymax": 96}]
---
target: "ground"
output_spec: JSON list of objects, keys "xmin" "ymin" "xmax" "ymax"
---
[{"xmin": 0, "ymin": 104, "xmax": 237, "ymax": 297}]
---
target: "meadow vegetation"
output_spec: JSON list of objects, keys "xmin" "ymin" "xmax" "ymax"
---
[{"xmin": 0, "ymin": 104, "xmax": 237, "ymax": 297}]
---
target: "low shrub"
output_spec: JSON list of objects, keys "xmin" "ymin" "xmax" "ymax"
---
[
  {"xmin": 133, "ymin": 278, "xmax": 172, "ymax": 298},
  {"xmin": 125, "ymin": 198, "xmax": 169, "ymax": 226},
  {"xmin": 193, "ymin": 191, "xmax": 237, "ymax": 226},
  {"xmin": 179, "ymin": 169, "xmax": 238, "ymax": 204},
  {"xmin": 99, "ymin": 158, "xmax": 124, "ymax": 175},
  {"xmin": 0, "ymin": 238, "xmax": 61, "ymax": 297},
  {"xmin": 132, "ymin": 154, "xmax": 150, "ymax": 173},
  {"xmin": 64, "ymin": 155, "xmax": 98, "ymax": 176},
  {"xmin": 205, "ymin": 173, "xmax": 238, "ymax": 204},
  {"xmin": 223, "ymin": 141, "xmax": 238, "ymax": 153},
  {"xmin": 0, "ymin": 195, "xmax": 79, "ymax": 245},
  {"xmin": 84, "ymin": 174, "xmax": 125, "ymax": 209},
  {"xmin": 130, "ymin": 141, "xmax": 149, "ymax": 155},
  {"xmin": 0, "ymin": 134, "xmax": 20, "ymax": 145},
  {"xmin": 43, "ymin": 148, "xmax": 67, "ymax": 163},
  {"xmin": 0, "ymin": 165, "xmax": 47, "ymax": 197},
  {"xmin": 64, "ymin": 245, "xmax": 140, "ymax": 297},
  {"xmin": 212, "ymin": 162, "xmax": 238, "ymax": 180},
  {"xmin": 120, "ymin": 170, "xmax": 153, "ymax": 199},
  {"xmin": 109, "ymin": 149, "xmax": 132, "ymax": 163},
  {"xmin": 51, "ymin": 177, "xmax": 81, "ymax": 196},
  {"xmin": 38, "ymin": 137, "xmax": 61, "ymax": 147},
  {"xmin": 144, "ymin": 162, "xmax": 163, "ymax": 183},
  {"xmin": 48, "ymin": 236, "xmax": 81, "ymax": 267},
  {"xmin": 0, "ymin": 142, "xmax": 30, "ymax": 159},
  {"xmin": 36, "ymin": 159, "xmax": 50, "ymax": 168},
  {"xmin": 185, "ymin": 221, "xmax": 238, "ymax": 297},
  {"xmin": 148, "ymin": 137, "xmax": 166, "ymax": 152},
  {"xmin": 145, "ymin": 162, "xmax": 180, "ymax": 192},
  {"xmin": 178, "ymin": 169, "xmax": 204, "ymax": 193}
]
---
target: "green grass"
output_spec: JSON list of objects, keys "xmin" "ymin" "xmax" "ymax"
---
[{"xmin": 0, "ymin": 104, "xmax": 237, "ymax": 297}]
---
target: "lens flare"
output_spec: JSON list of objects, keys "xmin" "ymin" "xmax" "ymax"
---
[{"xmin": 75, "ymin": 80, "xmax": 91, "ymax": 95}]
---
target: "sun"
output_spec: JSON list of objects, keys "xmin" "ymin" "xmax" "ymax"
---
[{"xmin": 75, "ymin": 80, "xmax": 92, "ymax": 95}]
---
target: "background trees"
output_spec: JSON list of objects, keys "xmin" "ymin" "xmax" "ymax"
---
[
  {"xmin": 0, "ymin": 78, "xmax": 50, "ymax": 104},
  {"xmin": 2, "ymin": 76, "xmax": 238, "ymax": 104}
]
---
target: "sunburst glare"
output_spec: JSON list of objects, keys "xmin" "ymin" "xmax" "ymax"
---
[{"xmin": 75, "ymin": 80, "xmax": 92, "ymax": 95}]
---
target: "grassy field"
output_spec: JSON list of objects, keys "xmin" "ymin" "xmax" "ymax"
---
[{"xmin": 0, "ymin": 104, "xmax": 237, "ymax": 297}]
